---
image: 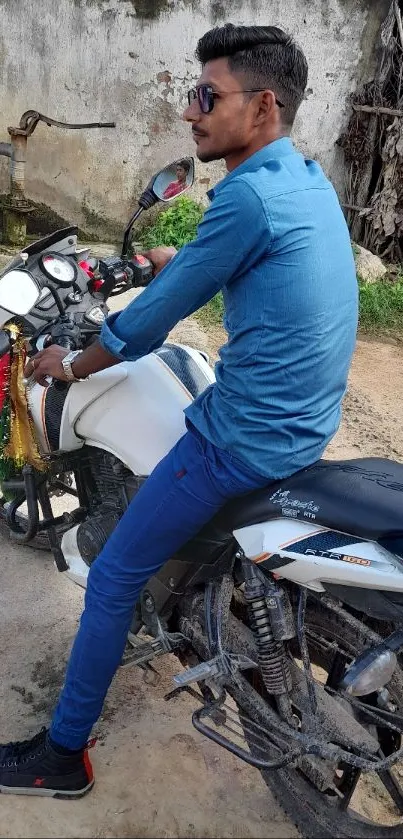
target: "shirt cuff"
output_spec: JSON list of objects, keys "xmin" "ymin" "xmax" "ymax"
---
[{"xmin": 99, "ymin": 312, "xmax": 128, "ymax": 360}]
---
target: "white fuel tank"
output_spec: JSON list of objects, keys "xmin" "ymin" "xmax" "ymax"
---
[{"xmin": 38, "ymin": 344, "xmax": 215, "ymax": 476}]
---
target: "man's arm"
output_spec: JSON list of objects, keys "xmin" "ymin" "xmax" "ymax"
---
[
  {"xmin": 98, "ymin": 177, "xmax": 270, "ymax": 362},
  {"xmin": 26, "ymin": 178, "xmax": 269, "ymax": 382},
  {"xmin": 24, "ymin": 340, "xmax": 118, "ymax": 386}
]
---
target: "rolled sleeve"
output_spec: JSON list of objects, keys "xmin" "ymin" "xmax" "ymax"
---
[
  {"xmin": 100, "ymin": 311, "xmax": 129, "ymax": 359},
  {"xmin": 98, "ymin": 177, "xmax": 269, "ymax": 362}
]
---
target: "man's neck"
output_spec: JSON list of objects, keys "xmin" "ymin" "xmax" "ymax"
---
[{"xmin": 225, "ymin": 132, "xmax": 288, "ymax": 172}]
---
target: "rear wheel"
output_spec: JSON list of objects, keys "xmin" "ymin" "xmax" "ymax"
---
[{"xmin": 245, "ymin": 600, "xmax": 403, "ymax": 838}]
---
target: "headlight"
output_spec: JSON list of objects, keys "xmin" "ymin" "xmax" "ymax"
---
[
  {"xmin": 341, "ymin": 648, "xmax": 397, "ymax": 697},
  {"xmin": 0, "ymin": 269, "xmax": 40, "ymax": 315}
]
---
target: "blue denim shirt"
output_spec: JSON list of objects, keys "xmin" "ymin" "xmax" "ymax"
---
[{"xmin": 100, "ymin": 137, "xmax": 358, "ymax": 480}]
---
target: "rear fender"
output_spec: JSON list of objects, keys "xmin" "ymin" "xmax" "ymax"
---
[{"xmin": 234, "ymin": 518, "xmax": 403, "ymax": 593}]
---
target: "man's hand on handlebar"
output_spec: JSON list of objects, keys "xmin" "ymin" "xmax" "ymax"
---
[
  {"xmin": 23, "ymin": 246, "xmax": 179, "ymax": 387},
  {"xmin": 24, "ymin": 346, "xmax": 70, "ymax": 387},
  {"xmin": 143, "ymin": 246, "xmax": 177, "ymax": 276},
  {"xmin": 25, "ymin": 340, "xmax": 119, "ymax": 386}
]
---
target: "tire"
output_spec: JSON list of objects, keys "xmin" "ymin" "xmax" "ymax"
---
[{"xmin": 246, "ymin": 600, "xmax": 403, "ymax": 839}]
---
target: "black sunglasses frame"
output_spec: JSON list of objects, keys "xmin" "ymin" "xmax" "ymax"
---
[{"xmin": 188, "ymin": 84, "xmax": 285, "ymax": 114}]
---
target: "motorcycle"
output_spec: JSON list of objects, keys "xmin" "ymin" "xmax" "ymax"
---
[{"xmin": 0, "ymin": 157, "xmax": 403, "ymax": 837}]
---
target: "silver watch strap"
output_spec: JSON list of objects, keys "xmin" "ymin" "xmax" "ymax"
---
[{"xmin": 62, "ymin": 351, "xmax": 84, "ymax": 382}]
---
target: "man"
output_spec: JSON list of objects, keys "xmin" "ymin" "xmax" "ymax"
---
[
  {"xmin": 162, "ymin": 159, "xmax": 191, "ymax": 199},
  {"xmin": 0, "ymin": 24, "xmax": 357, "ymax": 796}
]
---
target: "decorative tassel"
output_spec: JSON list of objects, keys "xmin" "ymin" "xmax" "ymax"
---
[
  {"xmin": 0, "ymin": 349, "xmax": 12, "ymax": 481},
  {"xmin": 0, "ymin": 325, "xmax": 46, "ymax": 479}
]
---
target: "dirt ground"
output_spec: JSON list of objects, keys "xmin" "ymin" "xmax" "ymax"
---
[{"xmin": 0, "ymin": 302, "xmax": 403, "ymax": 837}]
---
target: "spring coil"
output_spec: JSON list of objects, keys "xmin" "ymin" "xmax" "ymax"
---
[{"xmin": 248, "ymin": 596, "xmax": 292, "ymax": 695}]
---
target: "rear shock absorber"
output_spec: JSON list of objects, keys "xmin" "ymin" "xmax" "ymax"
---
[{"xmin": 242, "ymin": 557, "xmax": 292, "ymax": 700}]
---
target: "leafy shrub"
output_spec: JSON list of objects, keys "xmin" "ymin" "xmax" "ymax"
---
[{"xmin": 141, "ymin": 196, "xmax": 205, "ymax": 250}]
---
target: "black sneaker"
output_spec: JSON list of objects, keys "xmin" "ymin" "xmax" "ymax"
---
[{"xmin": 0, "ymin": 727, "xmax": 95, "ymax": 798}]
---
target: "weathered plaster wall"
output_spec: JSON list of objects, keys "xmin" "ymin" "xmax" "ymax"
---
[{"xmin": 0, "ymin": 0, "xmax": 389, "ymax": 238}]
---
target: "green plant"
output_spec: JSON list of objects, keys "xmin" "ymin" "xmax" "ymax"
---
[
  {"xmin": 140, "ymin": 196, "xmax": 205, "ymax": 250},
  {"xmin": 358, "ymin": 277, "xmax": 403, "ymax": 334}
]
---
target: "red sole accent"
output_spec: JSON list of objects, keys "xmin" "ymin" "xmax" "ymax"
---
[{"xmin": 83, "ymin": 749, "xmax": 94, "ymax": 783}]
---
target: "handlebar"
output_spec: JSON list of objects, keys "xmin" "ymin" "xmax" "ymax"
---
[
  {"xmin": 96, "ymin": 254, "xmax": 154, "ymax": 300},
  {"xmin": 21, "ymin": 251, "xmax": 156, "ymax": 366}
]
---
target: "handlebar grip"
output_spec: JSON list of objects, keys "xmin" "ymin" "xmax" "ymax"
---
[
  {"xmin": 56, "ymin": 338, "xmax": 75, "ymax": 350},
  {"xmin": 129, "ymin": 254, "xmax": 154, "ymax": 287}
]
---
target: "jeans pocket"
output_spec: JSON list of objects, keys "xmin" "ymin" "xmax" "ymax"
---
[
  {"xmin": 185, "ymin": 419, "xmax": 208, "ymax": 458},
  {"xmin": 217, "ymin": 453, "xmax": 267, "ymax": 497}
]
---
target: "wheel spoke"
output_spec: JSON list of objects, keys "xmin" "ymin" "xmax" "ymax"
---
[
  {"xmin": 337, "ymin": 765, "xmax": 362, "ymax": 810},
  {"xmin": 326, "ymin": 649, "xmax": 347, "ymax": 689},
  {"xmin": 377, "ymin": 769, "xmax": 403, "ymax": 815}
]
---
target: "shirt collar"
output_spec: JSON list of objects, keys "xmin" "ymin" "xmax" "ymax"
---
[{"xmin": 207, "ymin": 136, "xmax": 296, "ymax": 200}]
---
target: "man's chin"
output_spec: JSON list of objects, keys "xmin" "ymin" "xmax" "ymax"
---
[{"xmin": 196, "ymin": 147, "xmax": 224, "ymax": 163}]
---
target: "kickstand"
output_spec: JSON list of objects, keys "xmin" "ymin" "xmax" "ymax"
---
[{"xmin": 164, "ymin": 684, "xmax": 203, "ymax": 703}]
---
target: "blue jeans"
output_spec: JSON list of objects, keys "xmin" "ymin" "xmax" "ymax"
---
[{"xmin": 50, "ymin": 424, "xmax": 268, "ymax": 749}]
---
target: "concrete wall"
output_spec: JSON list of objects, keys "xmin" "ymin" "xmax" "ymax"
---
[{"xmin": 0, "ymin": 0, "xmax": 389, "ymax": 239}]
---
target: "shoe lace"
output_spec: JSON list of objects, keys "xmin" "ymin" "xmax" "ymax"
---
[{"xmin": 1, "ymin": 727, "xmax": 47, "ymax": 766}]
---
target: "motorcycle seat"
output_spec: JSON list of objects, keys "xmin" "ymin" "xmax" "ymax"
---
[{"xmin": 193, "ymin": 457, "xmax": 403, "ymax": 560}]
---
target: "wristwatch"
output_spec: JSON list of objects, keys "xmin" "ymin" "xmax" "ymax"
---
[{"xmin": 61, "ymin": 350, "xmax": 87, "ymax": 382}]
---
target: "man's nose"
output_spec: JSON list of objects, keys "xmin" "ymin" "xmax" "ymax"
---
[{"xmin": 182, "ymin": 97, "xmax": 201, "ymax": 122}]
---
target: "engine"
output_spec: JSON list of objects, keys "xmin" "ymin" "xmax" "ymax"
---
[{"xmin": 76, "ymin": 448, "xmax": 146, "ymax": 566}]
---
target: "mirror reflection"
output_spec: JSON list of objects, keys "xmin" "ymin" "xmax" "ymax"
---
[
  {"xmin": 153, "ymin": 157, "xmax": 194, "ymax": 202},
  {"xmin": 0, "ymin": 270, "xmax": 40, "ymax": 315}
]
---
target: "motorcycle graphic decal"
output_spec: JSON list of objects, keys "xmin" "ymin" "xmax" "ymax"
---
[
  {"xmin": 283, "ymin": 529, "xmax": 365, "ymax": 555},
  {"xmin": 252, "ymin": 552, "xmax": 296, "ymax": 570}
]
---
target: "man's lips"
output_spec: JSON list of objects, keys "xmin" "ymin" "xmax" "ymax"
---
[{"xmin": 192, "ymin": 129, "xmax": 207, "ymax": 140}]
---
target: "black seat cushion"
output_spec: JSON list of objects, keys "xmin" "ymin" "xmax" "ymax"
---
[{"xmin": 181, "ymin": 457, "xmax": 403, "ymax": 562}]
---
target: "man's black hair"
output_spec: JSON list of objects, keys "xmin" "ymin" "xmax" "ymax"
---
[
  {"xmin": 177, "ymin": 159, "xmax": 191, "ymax": 173},
  {"xmin": 196, "ymin": 24, "xmax": 308, "ymax": 128}
]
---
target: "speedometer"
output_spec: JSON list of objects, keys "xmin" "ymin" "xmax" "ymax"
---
[{"xmin": 39, "ymin": 254, "xmax": 77, "ymax": 285}]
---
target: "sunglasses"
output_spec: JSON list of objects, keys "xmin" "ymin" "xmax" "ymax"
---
[{"xmin": 188, "ymin": 84, "xmax": 285, "ymax": 114}]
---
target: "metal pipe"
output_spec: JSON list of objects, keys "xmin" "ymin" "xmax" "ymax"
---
[
  {"xmin": 3, "ymin": 132, "xmax": 30, "ymax": 246},
  {"xmin": 2, "ymin": 109, "xmax": 115, "ymax": 247},
  {"xmin": 0, "ymin": 142, "xmax": 12, "ymax": 158},
  {"xmin": 10, "ymin": 134, "xmax": 27, "ymax": 197}
]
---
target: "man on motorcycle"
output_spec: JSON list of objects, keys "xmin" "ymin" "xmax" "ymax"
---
[{"xmin": 0, "ymin": 23, "xmax": 358, "ymax": 797}]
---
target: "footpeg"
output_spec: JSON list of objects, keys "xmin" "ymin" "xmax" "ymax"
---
[
  {"xmin": 122, "ymin": 627, "xmax": 186, "ymax": 668},
  {"xmin": 121, "ymin": 639, "xmax": 155, "ymax": 667},
  {"xmin": 174, "ymin": 660, "xmax": 220, "ymax": 687},
  {"xmin": 173, "ymin": 652, "xmax": 257, "ymax": 689}
]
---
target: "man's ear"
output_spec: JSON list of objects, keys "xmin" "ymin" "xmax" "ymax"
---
[{"xmin": 253, "ymin": 89, "xmax": 277, "ymax": 126}]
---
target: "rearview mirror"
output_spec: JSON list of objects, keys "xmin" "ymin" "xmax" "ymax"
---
[
  {"xmin": 152, "ymin": 157, "xmax": 194, "ymax": 202},
  {"xmin": 0, "ymin": 270, "xmax": 40, "ymax": 315},
  {"xmin": 121, "ymin": 157, "xmax": 195, "ymax": 257}
]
